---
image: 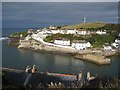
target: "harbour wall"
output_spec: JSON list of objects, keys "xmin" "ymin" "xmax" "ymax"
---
[{"xmin": 18, "ymin": 40, "xmax": 116, "ymax": 65}]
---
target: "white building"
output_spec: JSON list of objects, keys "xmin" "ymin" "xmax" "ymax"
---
[
  {"xmin": 77, "ymin": 30, "xmax": 87, "ymax": 35},
  {"xmin": 36, "ymin": 29, "xmax": 42, "ymax": 32},
  {"xmin": 115, "ymin": 39, "xmax": 120, "ymax": 44},
  {"xmin": 112, "ymin": 43, "xmax": 119, "ymax": 48},
  {"xmin": 25, "ymin": 35, "xmax": 32, "ymax": 41},
  {"xmin": 32, "ymin": 32, "xmax": 48, "ymax": 39},
  {"xmin": 37, "ymin": 29, "xmax": 52, "ymax": 35},
  {"xmin": 103, "ymin": 44, "xmax": 112, "ymax": 50},
  {"xmin": 71, "ymin": 40, "xmax": 91, "ymax": 50},
  {"xmin": 49, "ymin": 25, "xmax": 57, "ymax": 30},
  {"xmin": 59, "ymin": 30, "xmax": 67, "ymax": 34},
  {"xmin": 51, "ymin": 30, "xmax": 60, "ymax": 34},
  {"xmin": 66, "ymin": 29, "xmax": 77, "ymax": 34},
  {"xmin": 119, "ymin": 33, "xmax": 120, "ymax": 37},
  {"xmin": 112, "ymin": 39, "xmax": 120, "ymax": 48},
  {"xmin": 96, "ymin": 30, "xmax": 106, "ymax": 35},
  {"xmin": 27, "ymin": 29, "xmax": 35, "ymax": 34},
  {"xmin": 54, "ymin": 39, "xmax": 70, "ymax": 46}
]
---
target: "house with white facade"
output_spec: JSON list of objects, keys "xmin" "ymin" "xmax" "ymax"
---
[
  {"xmin": 25, "ymin": 35, "xmax": 32, "ymax": 41},
  {"xmin": 112, "ymin": 39, "xmax": 120, "ymax": 48},
  {"xmin": 77, "ymin": 30, "xmax": 87, "ymax": 35},
  {"xmin": 119, "ymin": 33, "xmax": 120, "ymax": 37},
  {"xmin": 27, "ymin": 29, "xmax": 34, "ymax": 34},
  {"xmin": 49, "ymin": 25, "xmax": 57, "ymax": 30},
  {"xmin": 66, "ymin": 29, "xmax": 77, "ymax": 34},
  {"xmin": 115, "ymin": 39, "xmax": 120, "ymax": 44},
  {"xmin": 71, "ymin": 40, "xmax": 91, "ymax": 50},
  {"xmin": 32, "ymin": 31, "xmax": 48, "ymax": 39},
  {"xmin": 96, "ymin": 30, "xmax": 106, "ymax": 35},
  {"xmin": 51, "ymin": 30, "xmax": 60, "ymax": 34},
  {"xmin": 103, "ymin": 43, "xmax": 112, "ymax": 50},
  {"xmin": 59, "ymin": 30, "xmax": 67, "ymax": 34},
  {"xmin": 36, "ymin": 29, "xmax": 42, "ymax": 33},
  {"xmin": 54, "ymin": 39, "xmax": 71, "ymax": 46},
  {"xmin": 112, "ymin": 42, "xmax": 119, "ymax": 48}
]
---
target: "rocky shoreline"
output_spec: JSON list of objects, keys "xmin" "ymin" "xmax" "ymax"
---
[{"xmin": 16, "ymin": 39, "xmax": 118, "ymax": 65}]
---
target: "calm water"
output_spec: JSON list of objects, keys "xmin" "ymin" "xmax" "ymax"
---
[
  {"xmin": 2, "ymin": 28, "xmax": 119, "ymax": 77},
  {"xmin": 2, "ymin": 2, "xmax": 119, "ymax": 77}
]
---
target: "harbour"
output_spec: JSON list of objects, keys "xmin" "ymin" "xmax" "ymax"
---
[
  {"xmin": 2, "ymin": 37, "xmax": 119, "ymax": 77},
  {"xmin": 2, "ymin": 2, "xmax": 120, "ymax": 89}
]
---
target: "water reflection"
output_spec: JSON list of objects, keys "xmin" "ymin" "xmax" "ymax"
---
[{"xmin": 3, "ymin": 40, "xmax": 119, "ymax": 77}]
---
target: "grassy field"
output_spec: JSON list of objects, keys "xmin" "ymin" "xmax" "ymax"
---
[{"xmin": 61, "ymin": 22, "xmax": 106, "ymax": 30}]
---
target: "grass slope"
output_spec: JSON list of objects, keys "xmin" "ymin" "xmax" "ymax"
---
[{"xmin": 61, "ymin": 22, "xmax": 106, "ymax": 29}]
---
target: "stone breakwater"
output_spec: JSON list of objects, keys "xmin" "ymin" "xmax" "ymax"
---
[
  {"xmin": 75, "ymin": 54, "xmax": 110, "ymax": 65},
  {"xmin": 18, "ymin": 40, "xmax": 115, "ymax": 65}
]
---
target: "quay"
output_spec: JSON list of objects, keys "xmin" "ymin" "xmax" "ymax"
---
[
  {"xmin": 17, "ymin": 35, "xmax": 118, "ymax": 65},
  {"xmin": 2, "ymin": 67, "xmax": 24, "ymax": 72},
  {"xmin": 2, "ymin": 67, "xmax": 119, "ymax": 89},
  {"xmin": 18, "ymin": 39, "xmax": 112, "ymax": 65},
  {"xmin": 75, "ymin": 54, "xmax": 111, "ymax": 65},
  {"xmin": 46, "ymin": 72, "xmax": 77, "ymax": 81},
  {"xmin": 2, "ymin": 67, "xmax": 96, "ymax": 88}
]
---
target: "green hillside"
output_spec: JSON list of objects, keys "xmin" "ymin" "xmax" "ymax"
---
[{"xmin": 61, "ymin": 22, "xmax": 107, "ymax": 30}]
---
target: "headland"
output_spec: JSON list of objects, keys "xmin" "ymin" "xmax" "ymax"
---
[{"xmin": 8, "ymin": 22, "xmax": 120, "ymax": 65}]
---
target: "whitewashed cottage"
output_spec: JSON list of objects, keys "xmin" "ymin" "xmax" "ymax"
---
[
  {"xmin": 115, "ymin": 39, "xmax": 120, "ymax": 44},
  {"xmin": 119, "ymin": 33, "xmax": 120, "ymax": 37},
  {"xmin": 25, "ymin": 35, "xmax": 32, "ymax": 41},
  {"xmin": 103, "ymin": 43, "xmax": 112, "ymax": 50},
  {"xmin": 51, "ymin": 30, "xmax": 60, "ymax": 34},
  {"xmin": 77, "ymin": 30, "xmax": 87, "ymax": 35},
  {"xmin": 54, "ymin": 39, "xmax": 70, "ymax": 46},
  {"xmin": 59, "ymin": 30, "xmax": 67, "ymax": 34},
  {"xmin": 66, "ymin": 29, "xmax": 77, "ymax": 34},
  {"xmin": 49, "ymin": 25, "xmax": 57, "ymax": 30},
  {"xmin": 71, "ymin": 40, "xmax": 91, "ymax": 50},
  {"xmin": 112, "ymin": 39, "xmax": 120, "ymax": 48},
  {"xmin": 96, "ymin": 30, "xmax": 106, "ymax": 35}
]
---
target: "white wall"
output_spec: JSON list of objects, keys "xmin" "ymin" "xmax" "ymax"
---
[
  {"xmin": 77, "ymin": 31, "xmax": 87, "ymax": 35},
  {"xmin": 66, "ymin": 30, "xmax": 77, "ymax": 34},
  {"xmin": 103, "ymin": 45, "xmax": 112, "ymax": 50},
  {"xmin": 54, "ymin": 40, "xmax": 70, "ymax": 46},
  {"xmin": 96, "ymin": 30, "xmax": 106, "ymax": 35},
  {"xmin": 72, "ymin": 42, "xmax": 91, "ymax": 50}
]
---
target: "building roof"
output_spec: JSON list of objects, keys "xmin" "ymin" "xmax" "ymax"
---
[
  {"xmin": 104, "ymin": 43, "xmax": 111, "ymax": 46},
  {"xmin": 55, "ymin": 38, "xmax": 70, "ymax": 41},
  {"xmin": 72, "ymin": 40, "xmax": 87, "ymax": 43}
]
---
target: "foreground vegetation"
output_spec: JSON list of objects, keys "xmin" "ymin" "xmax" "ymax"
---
[{"xmin": 3, "ymin": 73, "xmax": 120, "ymax": 89}]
